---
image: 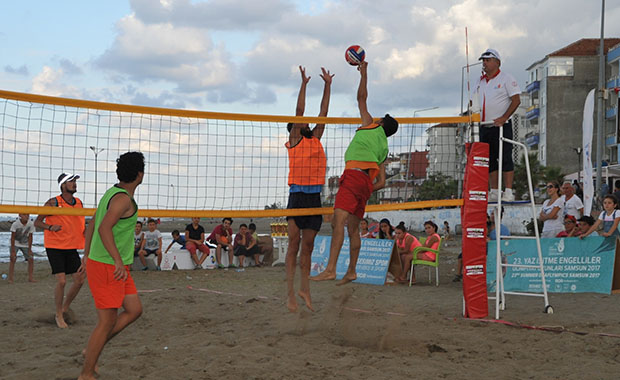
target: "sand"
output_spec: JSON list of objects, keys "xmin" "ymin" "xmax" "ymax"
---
[{"xmin": 1, "ymin": 237, "xmax": 620, "ymax": 380}]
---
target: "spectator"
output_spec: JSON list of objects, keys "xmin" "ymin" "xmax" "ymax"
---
[
  {"xmin": 613, "ymin": 180, "xmax": 620, "ymax": 203},
  {"xmin": 207, "ymin": 218, "xmax": 234, "ymax": 268},
  {"xmin": 540, "ymin": 181, "xmax": 564, "ymax": 238},
  {"xmin": 9, "ymin": 213, "xmax": 36, "ymax": 283},
  {"xmin": 360, "ymin": 218, "xmax": 376, "ymax": 238},
  {"xmin": 442, "ymin": 221, "xmax": 451, "ymax": 241},
  {"xmin": 557, "ymin": 215, "xmax": 580, "ymax": 237},
  {"xmin": 164, "ymin": 229, "xmax": 187, "ymax": 253},
  {"xmin": 561, "ymin": 181, "xmax": 584, "ymax": 219},
  {"xmin": 488, "ymin": 207, "xmax": 510, "ymax": 240},
  {"xmin": 392, "ymin": 223, "xmax": 421, "ymax": 284},
  {"xmin": 138, "ymin": 218, "xmax": 162, "ymax": 270},
  {"xmin": 581, "ymin": 195, "xmax": 620, "ymax": 239},
  {"xmin": 234, "ymin": 223, "xmax": 261, "ymax": 267},
  {"xmin": 577, "ymin": 215, "xmax": 598, "ymax": 237},
  {"xmin": 249, "ymin": 223, "xmax": 273, "ymax": 266},
  {"xmin": 134, "ymin": 221, "xmax": 144, "ymax": 257},
  {"xmin": 184, "ymin": 218, "xmax": 210, "ymax": 270},
  {"xmin": 574, "ymin": 180, "xmax": 583, "ymax": 200},
  {"xmin": 377, "ymin": 218, "xmax": 394, "ymax": 239},
  {"xmin": 398, "ymin": 221, "xmax": 440, "ymax": 285}
]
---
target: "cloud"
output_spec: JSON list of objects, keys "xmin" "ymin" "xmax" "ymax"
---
[
  {"xmin": 31, "ymin": 66, "xmax": 82, "ymax": 97},
  {"xmin": 5, "ymin": 65, "xmax": 29, "ymax": 76},
  {"xmin": 59, "ymin": 59, "xmax": 83, "ymax": 75}
]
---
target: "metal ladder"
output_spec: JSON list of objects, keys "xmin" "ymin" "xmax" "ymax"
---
[{"xmin": 484, "ymin": 121, "xmax": 554, "ymax": 319}]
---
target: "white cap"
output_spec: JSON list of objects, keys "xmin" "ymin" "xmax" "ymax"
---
[
  {"xmin": 57, "ymin": 173, "xmax": 80, "ymax": 189},
  {"xmin": 479, "ymin": 48, "xmax": 501, "ymax": 61}
]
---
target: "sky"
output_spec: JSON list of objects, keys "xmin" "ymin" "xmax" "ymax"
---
[
  {"xmin": 2, "ymin": 0, "xmax": 620, "ymax": 211},
  {"xmin": 3, "ymin": 0, "xmax": 620, "ymax": 119}
]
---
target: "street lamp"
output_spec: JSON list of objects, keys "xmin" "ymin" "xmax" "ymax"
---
[
  {"xmin": 573, "ymin": 147, "xmax": 583, "ymax": 184},
  {"xmin": 89, "ymin": 146, "xmax": 104, "ymax": 206},
  {"xmin": 404, "ymin": 107, "xmax": 439, "ymax": 200}
]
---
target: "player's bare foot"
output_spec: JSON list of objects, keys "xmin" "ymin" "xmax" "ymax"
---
[
  {"xmin": 28, "ymin": 278, "xmax": 37, "ymax": 283},
  {"xmin": 336, "ymin": 273, "xmax": 357, "ymax": 286},
  {"xmin": 55, "ymin": 314, "xmax": 68, "ymax": 328},
  {"xmin": 297, "ymin": 290, "xmax": 314, "ymax": 311},
  {"xmin": 8, "ymin": 279, "xmax": 14, "ymax": 284},
  {"xmin": 287, "ymin": 296, "xmax": 298, "ymax": 313},
  {"xmin": 310, "ymin": 270, "xmax": 336, "ymax": 281},
  {"xmin": 78, "ymin": 375, "xmax": 97, "ymax": 380}
]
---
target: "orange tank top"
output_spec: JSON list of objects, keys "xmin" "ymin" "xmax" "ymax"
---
[
  {"xmin": 286, "ymin": 136, "xmax": 326, "ymax": 186},
  {"xmin": 44, "ymin": 195, "xmax": 85, "ymax": 249},
  {"xmin": 397, "ymin": 233, "xmax": 421, "ymax": 252}
]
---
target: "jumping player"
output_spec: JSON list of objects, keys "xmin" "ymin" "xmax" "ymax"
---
[
  {"xmin": 79, "ymin": 152, "xmax": 145, "ymax": 380},
  {"xmin": 311, "ymin": 61, "xmax": 398, "ymax": 284},
  {"xmin": 285, "ymin": 65, "xmax": 333, "ymax": 312}
]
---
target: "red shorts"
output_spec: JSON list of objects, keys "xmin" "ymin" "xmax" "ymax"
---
[
  {"xmin": 87, "ymin": 258, "xmax": 137, "ymax": 309},
  {"xmin": 334, "ymin": 169, "xmax": 374, "ymax": 219}
]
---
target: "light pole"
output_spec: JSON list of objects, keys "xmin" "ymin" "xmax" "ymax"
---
[
  {"xmin": 89, "ymin": 146, "xmax": 104, "ymax": 206},
  {"xmin": 573, "ymin": 147, "xmax": 583, "ymax": 184},
  {"xmin": 405, "ymin": 107, "xmax": 439, "ymax": 200}
]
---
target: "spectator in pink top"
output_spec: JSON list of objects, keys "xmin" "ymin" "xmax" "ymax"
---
[
  {"xmin": 207, "ymin": 218, "xmax": 234, "ymax": 268},
  {"xmin": 398, "ymin": 221, "xmax": 440, "ymax": 285}
]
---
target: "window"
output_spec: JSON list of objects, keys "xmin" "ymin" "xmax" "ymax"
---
[{"xmin": 547, "ymin": 57, "xmax": 574, "ymax": 77}]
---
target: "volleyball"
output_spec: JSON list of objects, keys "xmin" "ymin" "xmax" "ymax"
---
[{"xmin": 345, "ymin": 45, "xmax": 365, "ymax": 66}]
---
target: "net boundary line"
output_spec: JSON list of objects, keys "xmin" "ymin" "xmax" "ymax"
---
[
  {"xmin": 0, "ymin": 199, "xmax": 464, "ymax": 218},
  {"xmin": 0, "ymin": 89, "xmax": 480, "ymax": 124}
]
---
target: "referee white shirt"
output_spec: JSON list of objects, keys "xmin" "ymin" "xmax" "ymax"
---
[{"xmin": 474, "ymin": 70, "xmax": 521, "ymax": 122}]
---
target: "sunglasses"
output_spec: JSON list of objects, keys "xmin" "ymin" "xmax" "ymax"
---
[{"xmin": 546, "ymin": 185, "xmax": 555, "ymax": 189}]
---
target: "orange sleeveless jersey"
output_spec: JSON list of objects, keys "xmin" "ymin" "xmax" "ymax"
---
[
  {"xmin": 44, "ymin": 195, "xmax": 86, "ymax": 249},
  {"xmin": 286, "ymin": 136, "xmax": 326, "ymax": 186}
]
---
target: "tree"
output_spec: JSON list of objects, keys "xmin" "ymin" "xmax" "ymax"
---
[
  {"xmin": 513, "ymin": 153, "xmax": 565, "ymax": 200},
  {"xmin": 417, "ymin": 173, "xmax": 458, "ymax": 201}
]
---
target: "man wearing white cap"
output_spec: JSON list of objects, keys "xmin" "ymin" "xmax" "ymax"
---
[
  {"xmin": 35, "ymin": 173, "xmax": 86, "ymax": 328},
  {"xmin": 473, "ymin": 48, "xmax": 521, "ymax": 202}
]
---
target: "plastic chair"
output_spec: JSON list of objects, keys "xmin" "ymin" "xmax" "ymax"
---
[{"xmin": 409, "ymin": 237, "xmax": 442, "ymax": 286}]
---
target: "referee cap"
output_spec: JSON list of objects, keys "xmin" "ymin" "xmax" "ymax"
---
[{"xmin": 479, "ymin": 48, "xmax": 501, "ymax": 61}]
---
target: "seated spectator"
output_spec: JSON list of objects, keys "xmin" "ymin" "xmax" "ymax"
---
[
  {"xmin": 360, "ymin": 218, "xmax": 376, "ymax": 238},
  {"xmin": 577, "ymin": 215, "xmax": 598, "ymax": 237},
  {"xmin": 442, "ymin": 221, "xmax": 451, "ymax": 241},
  {"xmin": 556, "ymin": 215, "xmax": 580, "ymax": 237},
  {"xmin": 249, "ymin": 223, "xmax": 273, "ymax": 265},
  {"xmin": 184, "ymin": 218, "xmax": 210, "ymax": 269},
  {"xmin": 234, "ymin": 223, "xmax": 261, "ymax": 267},
  {"xmin": 392, "ymin": 222, "xmax": 422, "ymax": 284},
  {"xmin": 398, "ymin": 221, "xmax": 440, "ymax": 285},
  {"xmin": 138, "ymin": 218, "xmax": 162, "ymax": 270},
  {"xmin": 207, "ymin": 217, "xmax": 235, "ymax": 268},
  {"xmin": 377, "ymin": 218, "xmax": 394, "ymax": 239},
  {"xmin": 581, "ymin": 195, "xmax": 620, "ymax": 239},
  {"xmin": 165, "ymin": 229, "xmax": 187, "ymax": 253},
  {"xmin": 134, "ymin": 221, "xmax": 144, "ymax": 257}
]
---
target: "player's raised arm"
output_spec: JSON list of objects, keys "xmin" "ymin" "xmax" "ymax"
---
[
  {"xmin": 289, "ymin": 66, "xmax": 311, "ymax": 145},
  {"xmin": 357, "ymin": 61, "xmax": 373, "ymax": 127},
  {"xmin": 313, "ymin": 67, "xmax": 334, "ymax": 140}
]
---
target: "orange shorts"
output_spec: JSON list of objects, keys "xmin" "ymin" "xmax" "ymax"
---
[
  {"xmin": 334, "ymin": 169, "xmax": 374, "ymax": 219},
  {"xmin": 417, "ymin": 251, "xmax": 436, "ymax": 262},
  {"xmin": 87, "ymin": 258, "xmax": 137, "ymax": 309}
]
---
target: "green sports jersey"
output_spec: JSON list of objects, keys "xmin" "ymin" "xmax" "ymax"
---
[
  {"xmin": 344, "ymin": 124, "xmax": 388, "ymax": 164},
  {"xmin": 88, "ymin": 185, "xmax": 138, "ymax": 265}
]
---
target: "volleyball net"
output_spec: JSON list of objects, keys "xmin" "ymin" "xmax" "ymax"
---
[{"xmin": 0, "ymin": 89, "xmax": 478, "ymax": 217}]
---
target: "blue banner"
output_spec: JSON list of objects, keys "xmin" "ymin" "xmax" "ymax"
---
[
  {"xmin": 487, "ymin": 236, "xmax": 617, "ymax": 294},
  {"xmin": 310, "ymin": 236, "xmax": 394, "ymax": 285}
]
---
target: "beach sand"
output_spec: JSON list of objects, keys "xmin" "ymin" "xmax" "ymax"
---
[{"xmin": 1, "ymin": 237, "xmax": 620, "ymax": 379}]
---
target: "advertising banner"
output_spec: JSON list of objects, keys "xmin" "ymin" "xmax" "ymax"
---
[
  {"xmin": 487, "ymin": 236, "xmax": 619, "ymax": 294},
  {"xmin": 310, "ymin": 236, "xmax": 394, "ymax": 285}
]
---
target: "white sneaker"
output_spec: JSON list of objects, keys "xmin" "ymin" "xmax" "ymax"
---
[
  {"xmin": 501, "ymin": 191, "xmax": 515, "ymax": 202},
  {"xmin": 488, "ymin": 190, "xmax": 499, "ymax": 203}
]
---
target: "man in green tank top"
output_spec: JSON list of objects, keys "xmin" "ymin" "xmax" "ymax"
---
[
  {"xmin": 311, "ymin": 61, "xmax": 398, "ymax": 285},
  {"xmin": 79, "ymin": 151, "xmax": 145, "ymax": 380}
]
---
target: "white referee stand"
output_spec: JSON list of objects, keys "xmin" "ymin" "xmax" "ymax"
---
[{"xmin": 485, "ymin": 120, "xmax": 554, "ymax": 319}]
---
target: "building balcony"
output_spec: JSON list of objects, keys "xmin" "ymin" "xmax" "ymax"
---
[
  {"xmin": 606, "ymin": 106, "xmax": 617, "ymax": 119},
  {"xmin": 606, "ymin": 76, "xmax": 619, "ymax": 89},
  {"xmin": 525, "ymin": 80, "xmax": 540, "ymax": 93},
  {"xmin": 606, "ymin": 135, "xmax": 616, "ymax": 146},
  {"xmin": 526, "ymin": 105, "xmax": 540, "ymax": 120}
]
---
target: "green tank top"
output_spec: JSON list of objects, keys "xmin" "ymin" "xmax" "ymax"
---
[
  {"xmin": 344, "ymin": 124, "xmax": 388, "ymax": 164},
  {"xmin": 88, "ymin": 185, "xmax": 138, "ymax": 265}
]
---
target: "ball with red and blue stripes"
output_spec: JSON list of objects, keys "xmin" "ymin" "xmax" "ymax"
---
[{"xmin": 345, "ymin": 45, "xmax": 366, "ymax": 66}]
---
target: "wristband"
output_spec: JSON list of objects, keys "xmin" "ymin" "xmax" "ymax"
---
[{"xmin": 48, "ymin": 225, "xmax": 52, "ymax": 231}]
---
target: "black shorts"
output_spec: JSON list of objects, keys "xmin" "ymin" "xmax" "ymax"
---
[
  {"xmin": 134, "ymin": 247, "xmax": 140, "ymax": 257},
  {"xmin": 144, "ymin": 248, "xmax": 158, "ymax": 256},
  {"xmin": 208, "ymin": 240, "xmax": 229, "ymax": 250},
  {"xmin": 286, "ymin": 192, "xmax": 322, "ymax": 231},
  {"xmin": 46, "ymin": 248, "xmax": 81, "ymax": 275},
  {"xmin": 234, "ymin": 245, "xmax": 259, "ymax": 257},
  {"xmin": 480, "ymin": 120, "xmax": 514, "ymax": 172}
]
